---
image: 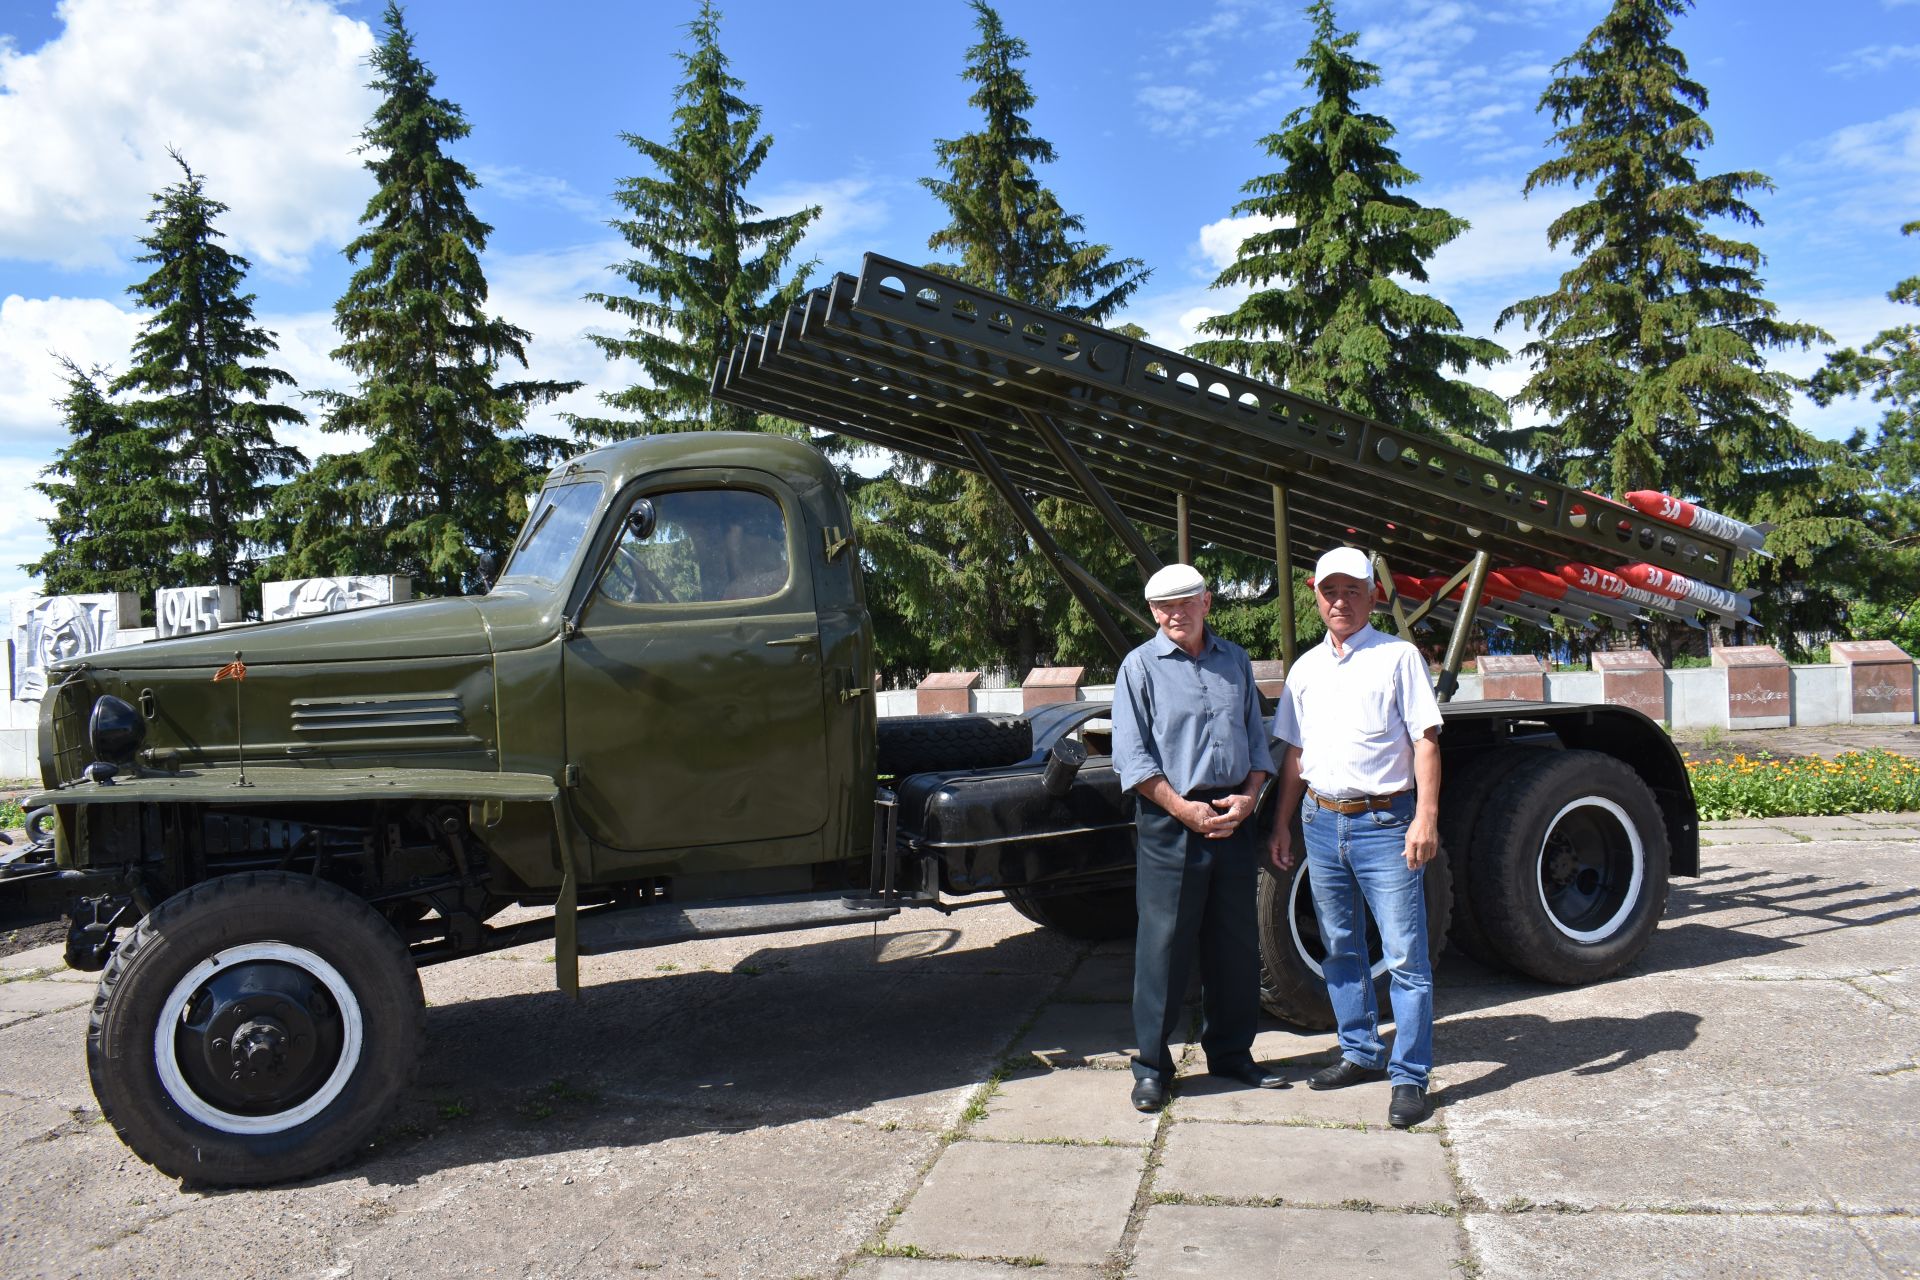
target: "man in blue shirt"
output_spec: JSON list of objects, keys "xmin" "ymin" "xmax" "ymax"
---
[{"xmin": 1112, "ymin": 563, "xmax": 1286, "ymax": 1112}]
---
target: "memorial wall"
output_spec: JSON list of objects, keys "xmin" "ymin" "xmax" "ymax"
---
[{"xmin": 2, "ymin": 579, "xmax": 412, "ymax": 773}]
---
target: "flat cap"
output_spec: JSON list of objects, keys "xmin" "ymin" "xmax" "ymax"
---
[
  {"xmin": 1144, "ymin": 563, "xmax": 1207, "ymax": 601},
  {"xmin": 1313, "ymin": 546, "xmax": 1373, "ymax": 585}
]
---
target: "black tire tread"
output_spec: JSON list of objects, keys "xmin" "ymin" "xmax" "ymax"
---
[
  {"xmin": 1004, "ymin": 883, "xmax": 1137, "ymax": 940},
  {"xmin": 88, "ymin": 871, "xmax": 424, "ymax": 1186},
  {"xmin": 1438, "ymin": 747, "xmax": 1546, "ymax": 966},
  {"xmin": 876, "ymin": 713, "xmax": 1033, "ymax": 776}
]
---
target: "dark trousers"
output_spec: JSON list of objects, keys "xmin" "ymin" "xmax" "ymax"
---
[{"xmin": 1130, "ymin": 789, "xmax": 1260, "ymax": 1082}]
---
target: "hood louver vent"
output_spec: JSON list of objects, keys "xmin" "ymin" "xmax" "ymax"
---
[{"xmin": 291, "ymin": 694, "xmax": 467, "ymax": 735}]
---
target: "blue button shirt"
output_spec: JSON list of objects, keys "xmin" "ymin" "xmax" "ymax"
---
[{"xmin": 1111, "ymin": 628, "xmax": 1276, "ymax": 796}]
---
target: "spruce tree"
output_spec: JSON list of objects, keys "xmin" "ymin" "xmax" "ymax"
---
[
  {"xmin": 1497, "ymin": 0, "xmax": 1858, "ymax": 653},
  {"xmin": 1497, "ymin": 0, "xmax": 1834, "ymax": 505},
  {"xmin": 856, "ymin": 0, "xmax": 1150, "ymax": 679},
  {"xmin": 279, "ymin": 2, "xmax": 577, "ymax": 596},
  {"xmin": 113, "ymin": 152, "xmax": 305, "ymax": 593},
  {"xmin": 1191, "ymin": 0, "xmax": 1506, "ymax": 451},
  {"xmin": 574, "ymin": 0, "xmax": 819, "ymax": 440},
  {"xmin": 1812, "ymin": 218, "xmax": 1920, "ymax": 624},
  {"xmin": 921, "ymin": 1, "xmax": 1147, "ymax": 320},
  {"xmin": 26, "ymin": 359, "xmax": 175, "ymax": 605}
]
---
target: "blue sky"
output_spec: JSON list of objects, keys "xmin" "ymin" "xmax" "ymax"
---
[{"xmin": 2, "ymin": 0, "xmax": 1916, "ymax": 600}]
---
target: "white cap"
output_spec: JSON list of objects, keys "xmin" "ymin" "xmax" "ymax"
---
[
  {"xmin": 1144, "ymin": 563, "xmax": 1207, "ymax": 601},
  {"xmin": 1313, "ymin": 546, "xmax": 1373, "ymax": 586}
]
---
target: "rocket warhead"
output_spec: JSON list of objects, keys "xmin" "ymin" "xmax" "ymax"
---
[
  {"xmin": 1622, "ymin": 490, "xmax": 1769, "ymax": 555},
  {"xmin": 1613, "ymin": 563, "xmax": 1758, "ymax": 623},
  {"xmin": 1558, "ymin": 562, "xmax": 1706, "ymax": 623}
]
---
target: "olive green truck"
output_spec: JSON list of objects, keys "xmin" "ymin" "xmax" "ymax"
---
[{"xmin": 4, "ymin": 255, "xmax": 1746, "ymax": 1186}]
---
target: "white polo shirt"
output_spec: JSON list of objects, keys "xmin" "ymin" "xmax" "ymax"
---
[{"xmin": 1270, "ymin": 624, "xmax": 1443, "ymax": 799}]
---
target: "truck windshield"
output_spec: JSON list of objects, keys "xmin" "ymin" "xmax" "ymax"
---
[{"xmin": 500, "ymin": 480, "xmax": 605, "ymax": 586}]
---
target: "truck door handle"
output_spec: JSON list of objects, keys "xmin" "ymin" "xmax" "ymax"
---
[{"xmin": 766, "ymin": 633, "xmax": 817, "ymax": 648}]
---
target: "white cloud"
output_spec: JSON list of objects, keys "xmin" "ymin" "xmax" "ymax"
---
[
  {"xmin": 1196, "ymin": 212, "xmax": 1290, "ymax": 271},
  {"xmin": 0, "ymin": 294, "xmax": 144, "ymax": 441},
  {"xmin": 0, "ymin": 0, "xmax": 376, "ymax": 274},
  {"xmin": 1422, "ymin": 178, "xmax": 1575, "ymax": 292},
  {"xmin": 1826, "ymin": 43, "xmax": 1920, "ymax": 74},
  {"xmin": 760, "ymin": 176, "xmax": 894, "ymax": 270}
]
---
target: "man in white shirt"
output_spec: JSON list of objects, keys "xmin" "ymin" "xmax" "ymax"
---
[{"xmin": 1266, "ymin": 546, "xmax": 1444, "ymax": 1128}]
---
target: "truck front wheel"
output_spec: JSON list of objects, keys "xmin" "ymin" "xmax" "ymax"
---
[
  {"xmin": 1468, "ymin": 751, "xmax": 1670, "ymax": 985},
  {"xmin": 1255, "ymin": 808, "xmax": 1452, "ymax": 1030},
  {"xmin": 87, "ymin": 871, "xmax": 424, "ymax": 1186}
]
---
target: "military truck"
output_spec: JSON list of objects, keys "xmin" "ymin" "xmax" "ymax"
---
[{"xmin": 6, "ymin": 255, "xmax": 1742, "ymax": 1187}]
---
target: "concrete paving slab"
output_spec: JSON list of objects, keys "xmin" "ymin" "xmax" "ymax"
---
[
  {"xmin": 888, "ymin": 1139, "xmax": 1144, "ymax": 1265},
  {"xmin": 1466, "ymin": 1210, "xmax": 1882, "ymax": 1280},
  {"xmin": 970, "ymin": 1067, "xmax": 1159, "ymax": 1145},
  {"xmin": 88, "ymin": 1116, "xmax": 934, "ymax": 1280},
  {"xmin": 0, "ymin": 942, "xmax": 65, "ymax": 977},
  {"xmin": 0, "ymin": 1004, "xmax": 93, "ymax": 1110},
  {"xmin": 0, "ymin": 980, "xmax": 90, "ymax": 1017},
  {"xmin": 1156, "ymin": 1122, "xmax": 1454, "ymax": 1208},
  {"xmin": 1848, "ymin": 824, "xmax": 1920, "ymax": 839},
  {"xmin": 1055, "ymin": 951, "xmax": 1133, "ymax": 1002},
  {"xmin": 1766, "ymin": 815, "xmax": 1877, "ymax": 833},
  {"xmin": 1131, "ymin": 1203, "xmax": 1467, "ymax": 1279},
  {"xmin": 1746, "ymin": 1074, "xmax": 1920, "ymax": 1213},
  {"xmin": 1017, "ymin": 1000, "xmax": 1154, "ymax": 1069},
  {"xmin": 1448, "ymin": 1112, "xmax": 1834, "ymax": 1212},
  {"xmin": 1853, "ymin": 1215, "xmax": 1920, "ymax": 1275},
  {"xmin": 1849, "ymin": 810, "xmax": 1920, "ymax": 825},
  {"xmin": 850, "ymin": 1260, "xmax": 1103, "ymax": 1279},
  {"xmin": 1698, "ymin": 828, "xmax": 1808, "ymax": 845},
  {"xmin": 1248, "ymin": 1023, "xmax": 1340, "ymax": 1070},
  {"xmin": 1171, "ymin": 1074, "xmax": 1407, "ymax": 1128}
]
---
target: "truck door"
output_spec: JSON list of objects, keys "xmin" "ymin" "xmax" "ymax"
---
[{"xmin": 561, "ymin": 474, "xmax": 831, "ymax": 857}]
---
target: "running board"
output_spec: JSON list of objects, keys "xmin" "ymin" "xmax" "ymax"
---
[{"xmin": 573, "ymin": 890, "xmax": 902, "ymax": 955}]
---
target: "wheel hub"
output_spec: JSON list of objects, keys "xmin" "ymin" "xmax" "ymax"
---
[{"xmin": 177, "ymin": 963, "xmax": 340, "ymax": 1114}]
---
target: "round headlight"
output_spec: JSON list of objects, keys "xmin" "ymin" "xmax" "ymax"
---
[{"xmin": 89, "ymin": 695, "xmax": 146, "ymax": 764}]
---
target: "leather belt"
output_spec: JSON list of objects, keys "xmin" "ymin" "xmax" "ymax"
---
[{"xmin": 1307, "ymin": 785, "xmax": 1411, "ymax": 815}]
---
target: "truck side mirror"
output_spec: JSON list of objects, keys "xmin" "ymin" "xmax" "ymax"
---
[{"xmin": 626, "ymin": 499, "xmax": 657, "ymax": 541}]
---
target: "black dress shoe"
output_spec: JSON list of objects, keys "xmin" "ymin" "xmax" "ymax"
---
[
  {"xmin": 1210, "ymin": 1061, "xmax": 1290, "ymax": 1090},
  {"xmin": 1131, "ymin": 1076, "xmax": 1167, "ymax": 1113},
  {"xmin": 1389, "ymin": 1085, "xmax": 1430, "ymax": 1128},
  {"xmin": 1308, "ymin": 1058, "xmax": 1388, "ymax": 1090}
]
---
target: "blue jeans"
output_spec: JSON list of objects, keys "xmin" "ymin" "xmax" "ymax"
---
[{"xmin": 1300, "ymin": 791, "xmax": 1433, "ymax": 1089}]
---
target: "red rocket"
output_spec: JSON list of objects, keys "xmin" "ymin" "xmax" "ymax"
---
[
  {"xmin": 1612, "ymin": 563, "xmax": 1757, "ymax": 622},
  {"xmin": 1622, "ymin": 491, "xmax": 1768, "ymax": 555}
]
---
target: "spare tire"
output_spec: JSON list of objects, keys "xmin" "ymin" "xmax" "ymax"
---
[{"xmin": 877, "ymin": 713, "xmax": 1034, "ymax": 776}]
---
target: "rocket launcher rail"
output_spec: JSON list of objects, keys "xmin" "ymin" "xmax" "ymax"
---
[{"xmin": 713, "ymin": 253, "xmax": 1751, "ymax": 667}]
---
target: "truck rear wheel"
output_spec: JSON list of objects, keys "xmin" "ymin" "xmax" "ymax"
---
[
  {"xmin": 88, "ymin": 871, "xmax": 424, "ymax": 1187},
  {"xmin": 1256, "ymin": 808, "xmax": 1452, "ymax": 1030},
  {"xmin": 1004, "ymin": 882, "xmax": 1137, "ymax": 940},
  {"xmin": 1438, "ymin": 747, "xmax": 1544, "ymax": 966},
  {"xmin": 877, "ymin": 713, "xmax": 1033, "ymax": 776},
  {"xmin": 1468, "ymin": 751, "xmax": 1670, "ymax": 985}
]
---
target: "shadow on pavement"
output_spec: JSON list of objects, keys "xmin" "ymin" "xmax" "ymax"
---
[
  {"xmin": 1429, "ymin": 1008, "xmax": 1703, "ymax": 1109},
  {"xmin": 303, "ymin": 925, "xmax": 1070, "ymax": 1191}
]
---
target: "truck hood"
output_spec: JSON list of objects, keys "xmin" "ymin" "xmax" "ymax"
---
[{"xmin": 68, "ymin": 597, "xmax": 493, "ymax": 672}]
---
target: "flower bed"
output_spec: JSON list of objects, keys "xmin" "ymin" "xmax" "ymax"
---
[{"xmin": 1684, "ymin": 748, "xmax": 1920, "ymax": 821}]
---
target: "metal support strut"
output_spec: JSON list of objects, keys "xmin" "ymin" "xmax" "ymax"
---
[
  {"xmin": 957, "ymin": 429, "xmax": 1138, "ymax": 661},
  {"xmin": 1435, "ymin": 551, "xmax": 1492, "ymax": 704},
  {"xmin": 1018, "ymin": 409, "xmax": 1163, "ymax": 583},
  {"xmin": 1271, "ymin": 482, "xmax": 1296, "ymax": 674}
]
